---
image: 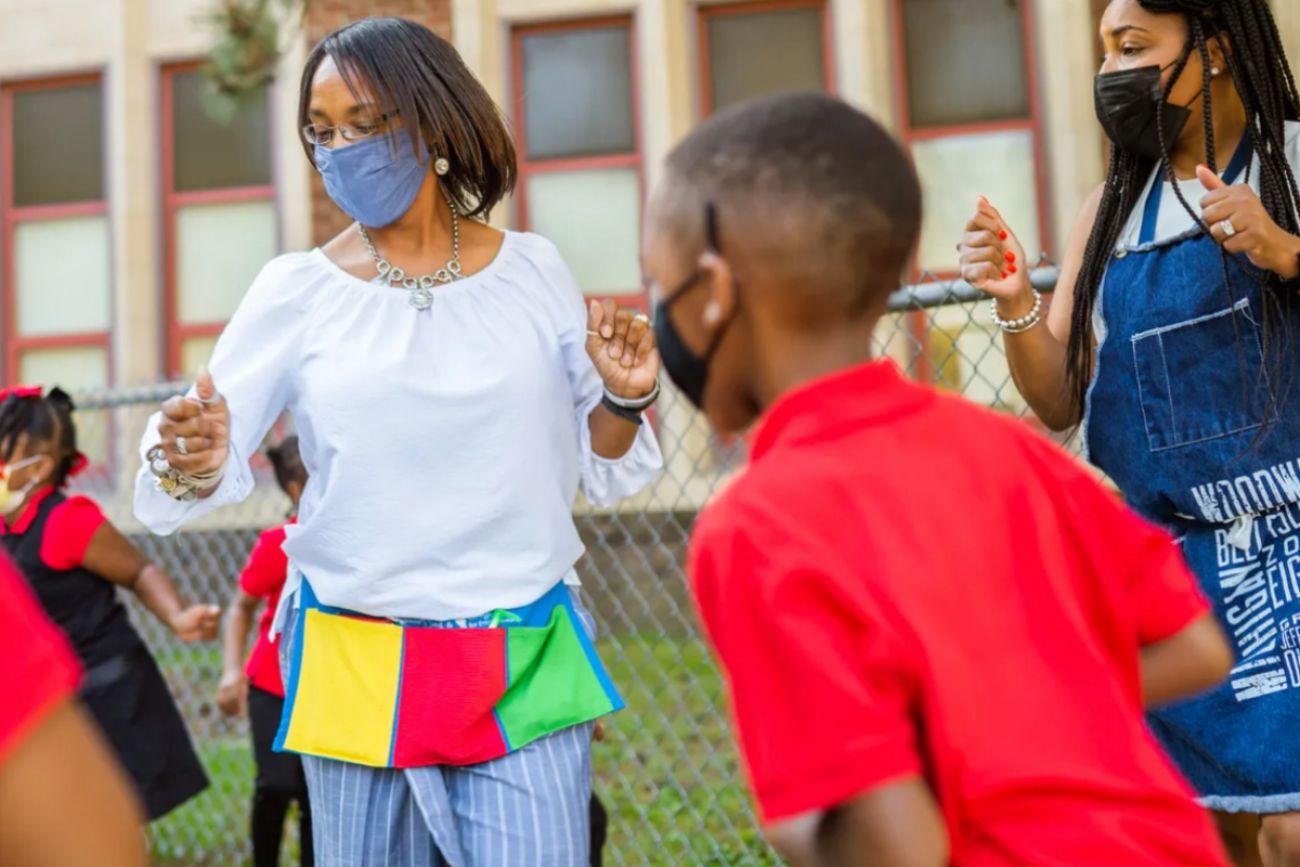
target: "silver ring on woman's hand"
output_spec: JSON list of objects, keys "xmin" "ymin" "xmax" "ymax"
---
[
  {"xmin": 633, "ymin": 313, "xmax": 650, "ymax": 324},
  {"xmin": 1219, "ymin": 219, "xmax": 1238, "ymax": 238},
  {"xmin": 176, "ymin": 436, "xmax": 189, "ymax": 456}
]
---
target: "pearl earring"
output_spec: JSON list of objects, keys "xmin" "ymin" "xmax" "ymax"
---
[
  {"xmin": 1211, "ymin": 66, "xmax": 1221, "ymax": 77},
  {"xmin": 435, "ymin": 156, "xmax": 450, "ymax": 176}
]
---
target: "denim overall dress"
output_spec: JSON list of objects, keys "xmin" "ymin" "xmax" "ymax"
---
[{"xmin": 1085, "ymin": 142, "xmax": 1300, "ymax": 811}]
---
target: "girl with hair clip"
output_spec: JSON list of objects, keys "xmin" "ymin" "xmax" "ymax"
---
[
  {"xmin": 0, "ymin": 386, "xmax": 217, "ymax": 822},
  {"xmin": 959, "ymin": 1, "xmax": 1300, "ymax": 863}
]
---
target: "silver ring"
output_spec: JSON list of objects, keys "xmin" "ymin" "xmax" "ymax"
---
[
  {"xmin": 633, "ymin": 313, "xmax": 650, "ymax": 324},
  {"xmin": 176, "ymin": 436, "xmax": 189, "ymax": 456},
  {"xmin": 1219, "ymin": 219, "xmax": 1238, "ymax": 238},
  {"xmin": 586, "ymin": 329, "xmax": 601, "ymax": 338}
]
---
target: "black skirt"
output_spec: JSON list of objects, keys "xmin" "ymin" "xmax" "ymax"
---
[{"xmin": 79, "ymin": 644, "xmax": 209, "ymax": 821}]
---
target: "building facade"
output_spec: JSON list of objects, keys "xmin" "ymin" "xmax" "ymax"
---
[{"xmin": 0, "ymin": 0, "xmax": 1294, "ymax": 515}]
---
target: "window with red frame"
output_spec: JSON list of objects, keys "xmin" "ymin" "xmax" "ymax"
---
[
  {"xmin": 893, "ymin": 0, "xmax": 1051, "ymax": 275},
  {"xmin": 698, "ymin": 0, "xmax": 833, "ymax": 117},
  {"xmin": 511, "ymin": 18, "xmax": 644, "ymax": 307},
  {"xmin": 162, "ymin": 64, "xmax": 277, "ymax": 379},
  {"xmin": 1, "ymin": 76, "xmax": 110, "ymax": 394}
]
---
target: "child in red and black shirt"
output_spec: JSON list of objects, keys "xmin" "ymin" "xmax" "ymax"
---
[
  {"xmin": 217, "ymin": 437, "xmax": 313, "ymax": 867},
  {"xmin": 0, "ymin": 386, "xmax": 215, "ymax": 823},
  {"xmin": 646, "ymin": 93, "xmax": 1234, "ymax": 866}
]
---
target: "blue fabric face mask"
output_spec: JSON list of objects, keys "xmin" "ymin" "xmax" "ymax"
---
[{"xmin": 314, "ymin": 132, "xmax": 430, "ymax": 228}]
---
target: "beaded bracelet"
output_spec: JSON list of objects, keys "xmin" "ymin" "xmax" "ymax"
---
[
  {"xmin": 990, "ymin": 289, "xmax": 1043, "ymax": 334},
  {"xmin": 147, "ymin": 445, "xmax": 226, "ymax": 502}
]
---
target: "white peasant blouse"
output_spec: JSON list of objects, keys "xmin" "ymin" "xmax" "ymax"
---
[{"xmin": 134, "ymin": 231, "xmax": 663, "ymax": 624}]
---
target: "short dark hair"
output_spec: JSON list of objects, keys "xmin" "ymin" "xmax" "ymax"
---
[
  {"xmin": 659, "ymin": 92, "xmax": 921, "ymax": 316},
  {"xmin": 298, "ymin": 17, "xmax": 517, "ymax": 219},
  {"xmin": 266, "ymin": 435, "xmax": 307, "ymax": 494}
]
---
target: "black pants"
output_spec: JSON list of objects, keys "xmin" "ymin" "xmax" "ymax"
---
[
  {"xmin": 590, "ymin": 792, "xmax": 608, "ymax": 867},
  {"xmin": 249, "ymin": 685, "xmax": 314, "ymax": 867}
]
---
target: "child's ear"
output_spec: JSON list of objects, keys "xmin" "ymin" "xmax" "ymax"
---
[{"xmin": 698, "ymin": 250, "xmax": 738, "ymax": 329}]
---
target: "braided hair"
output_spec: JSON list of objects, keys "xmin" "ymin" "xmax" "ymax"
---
[
  {"xmin": 1066, "ymin": 0, "xmax": 1300, "ymax": 418},
  {"xmin": 0, "ymin": 388, "xmax": 82, "ymax": 488}
]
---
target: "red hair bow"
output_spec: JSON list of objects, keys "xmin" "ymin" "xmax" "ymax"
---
[
  {"xmin": 0, "ymin": 385, "xmax": 42, "ymax": 402},
  {"xmin": 67, "ymin": 452, "xmax": 89, "ymax": 479}
]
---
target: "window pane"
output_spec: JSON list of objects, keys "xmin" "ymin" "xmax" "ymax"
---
[
  {"xmin": 19, "ymin": 346, "xmax": 107, "ymax": 392},
  {"xmin": 526, "ymin": 168, "xmax": 639, "ymax": 294},
  {"xmin": 179, "ymin": 336, "xmax": 219, "ymax": 379},
  {"xmin": 12, "ymin": 83, "xmax": 104, "ymax": 206},
  {"xmin": 902, "ymin": 0, "xmax": 1029, "ymax": 127},
  {"xmin": 177, "ymin": 200, "xmax": 277, "ymax": 325},
  {"xmin": 911, "ymin": 129, "xmax": 1040, "ymax": 273},
  {"xmin": 16, "ymin": 216, "xmax": 111, "ymax": 336},
  {"xmin": 20, "ymin": 347, "xmax": 109, "ymax": 466},
  {"xmin": 521, "ymin": 27, "xmax": 634, "ymax": 159},
  {"xmin": 172, "ymin": 71, "xmax": 272, "ymax": 191},
  {"xmin": 707, "ymin": 7, "xmax": 826, "ymax": 113}
]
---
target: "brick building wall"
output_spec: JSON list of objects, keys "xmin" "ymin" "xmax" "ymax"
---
[{"xmin": 305, "ymin": 0, "xmax": 452, "ymax": 244}]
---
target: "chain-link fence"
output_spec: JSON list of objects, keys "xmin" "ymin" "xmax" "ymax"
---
[{"xmin": 62, "ymin": 264, "xmax": 1058, "ymax": 866}]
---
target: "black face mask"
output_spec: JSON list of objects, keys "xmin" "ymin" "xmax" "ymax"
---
[
  {"xmin": 1094, "ymin": 61, "xmax": 1193, "ymax": 160},
  {"xmin": 652, "ymin": 204, "xmax": 737, "ymax": 411}
]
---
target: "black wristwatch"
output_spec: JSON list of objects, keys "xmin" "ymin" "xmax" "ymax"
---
[
  {"xmin": 601, "ymin": 395, "xmax": 645, "ymax": 425},
  {"xmin": 600, "ymin": 380, "xmax": 661, "ymax": 425}
]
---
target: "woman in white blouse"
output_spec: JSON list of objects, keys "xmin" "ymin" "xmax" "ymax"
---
[{"xmin": 135, "ymin": 18, "xmax": 662, "ymax": 866}]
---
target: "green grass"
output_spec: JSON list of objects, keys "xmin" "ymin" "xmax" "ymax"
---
[
  {"xmin": 594, "ymin": 635, "xmax": 779, "ymax": 866},
  {"xmin": 148, "ymin": 635, "xmax": 775, "ymax": 866}
]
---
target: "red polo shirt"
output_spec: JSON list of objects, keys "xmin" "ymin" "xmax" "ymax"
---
[
  {"xmin": 0, "ymin": 550, "xmax": 81, "ymax": 764},
  {"xmin": 239, "ymin": 522, "xmax": 293, "ymax": 697},
  {"xmin": 689, "ymin": 360, "xmax": 1227, "ymax": 865}
]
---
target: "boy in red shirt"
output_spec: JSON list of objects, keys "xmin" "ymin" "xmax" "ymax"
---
[
  {"xmin": 217, "ymin": 437, "xmax": 313, "ymax": 867},
  {"xmin": 645, "ymin": 92, "xmax": 1234, "ymax": 866}
]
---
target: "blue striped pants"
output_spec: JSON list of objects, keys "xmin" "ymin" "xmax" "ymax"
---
[{"xmin": 279, "ymin": 595, "xmax": 595, "ymax": 867}]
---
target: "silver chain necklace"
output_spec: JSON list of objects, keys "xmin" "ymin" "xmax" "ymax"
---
[{"xmin": 358, "ymin": 191, "xmax": 463, "ymax": 311}]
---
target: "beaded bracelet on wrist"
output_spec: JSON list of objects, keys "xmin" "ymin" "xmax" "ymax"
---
[{"xmin": 990, "ymin": 288, "xmax": 1043, "ymax": 334}]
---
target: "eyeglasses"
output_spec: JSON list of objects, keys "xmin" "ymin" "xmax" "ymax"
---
[{"xmin": 302, "ymin": 110, "xmax": 400, "ymax": 148}]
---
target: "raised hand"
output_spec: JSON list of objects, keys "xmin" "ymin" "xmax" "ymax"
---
[
  {"xmin": 958, "ymin": 196, "xmax": 1031, "ymax": 301},
  {"xmin": 586, "ymin": 299, "xmax": 660, "ymax": 400},
  {"xmin": 1199, "ymin": 165, "xmax": 1300, "ymax": 279},
  {"xmin": 159, "ymin": 366, "xmax": 230, "ymax": 477}
]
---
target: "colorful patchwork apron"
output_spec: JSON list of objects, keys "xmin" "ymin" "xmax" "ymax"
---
[{"xmin": 273, "ymin": 580, "xmax": 622, "ymax": 768}]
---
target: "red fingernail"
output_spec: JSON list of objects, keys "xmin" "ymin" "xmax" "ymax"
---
[
  {"xmin": 1006, "ymin": 251, "xmax": 1016, "ymax": 263},
  {"xmin": 1008, "ymin": 264, "xmax": 1018, "ymax": 274},
  {"xmin": 1001, "ymin": 271, "xmax": 1008, "ymax": 279},
  {"xmin": 999, "ymin": 230, "xmax": 1008, "ymax": 241}
]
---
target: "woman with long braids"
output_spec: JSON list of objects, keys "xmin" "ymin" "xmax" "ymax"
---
[
  {"xmin": 134, "ymin": 17, "xmax": 661, "ymax": 866},
  {"xmin": 958, "ymin": 0, "xmax": 1300, "ymax": 863}
]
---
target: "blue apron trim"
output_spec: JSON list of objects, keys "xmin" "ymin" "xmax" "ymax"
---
[
  {"xmin": 272, "ymin": 580, "xmax": 317, "ymax": 755},
  {"xmin": 1139, "ymin": 138, "xmax": 1252, "ymax": 244}
]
